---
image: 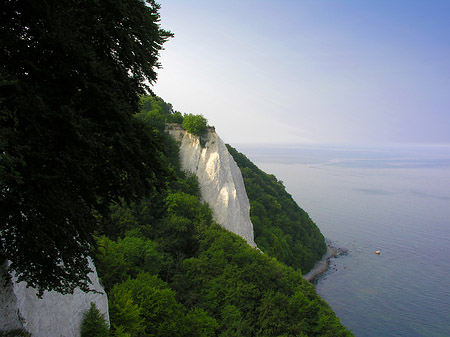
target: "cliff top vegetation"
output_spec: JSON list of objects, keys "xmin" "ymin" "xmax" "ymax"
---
[{"xmin": 138, "ymin": 95, "xmax": 208, "ymax": 136}]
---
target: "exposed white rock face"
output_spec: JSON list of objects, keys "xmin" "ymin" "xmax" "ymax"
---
[
  {"xmin": 0, "ymin": 258, "xmax": 109, "ymax": 337},
  {"xmin": 167, "ymin": 124, "xmax": 256, "ymax": 247}
]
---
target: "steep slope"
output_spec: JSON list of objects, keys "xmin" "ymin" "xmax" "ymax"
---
[
  {"xmin": 227, "ymin": 145, "xmax": 327, "ymax": 273},
  {"xmin": 167, "ymin": 124, "xmax": 256, "ymax": 247}
]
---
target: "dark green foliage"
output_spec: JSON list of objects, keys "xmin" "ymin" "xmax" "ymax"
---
[
  {"xmin": 182, "ymin": 113, "xmax": 208, "ymax": 136},
  {"xmin": 156, "ymin": 191, "xmax": 213, "ymax": 257},
  {"xmin": 0, "ymin": 330, "xmax": 30, "ymax": 337},
  {"xmin": 138, "ymin": 95, "xmax": 184, "ymax": 132},
  {"xmin": 140, "ymin": 96, "xmax": 174, "ymax": 117},
  {"xmin": 226, "ymin": 145, "xmax": 327, "ymax": 273},
  {"xmin": 218, "ymin": 305, "xmax": 251, "ymax": 337},
  {"xmin": 95, "ymin": 234, "xmax": 163, "ymax": 291},
  {"xmin": 108, "ymin": 286, "xmax": 143, "ymax": 336},
  {"xmin": 80, "ymin": 302, "xmax": 110, "ymax": 337},
  {"xmin": 172, "ymin": 222, "xmax": 351, "ymax": 336},
  {"xmin": 185, "ymin": 308, "xmax": 219, "ymax": 337},
  {"xmin": 0, "ymin": 0, "xmax": 172, "ymax": 294},
  {"xmin": 109, "ymin": 273, "xmax": 218, "ymax": 337}
]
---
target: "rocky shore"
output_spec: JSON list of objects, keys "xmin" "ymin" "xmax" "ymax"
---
[{"xmin": 303, "ymin": 240, "xmax": 347, "ymax": 283}]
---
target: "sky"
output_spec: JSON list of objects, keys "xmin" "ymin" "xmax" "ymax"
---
[{"xmin": 152, "ymin": 0, "xmax": 450, "ymax": 146}]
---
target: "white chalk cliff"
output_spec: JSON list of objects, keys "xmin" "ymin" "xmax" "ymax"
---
[
  {"xmin": 167, "ymin": 124, "xmax": 256, "ymax": 247},
  {"xmin": 0, "ymin": 258, "xmax": 109, "ymax": 337}
]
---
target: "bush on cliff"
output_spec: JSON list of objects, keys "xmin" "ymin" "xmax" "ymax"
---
[{"xmin": 182, "ymin": 113, "xmax": 208, "ymax": 136}]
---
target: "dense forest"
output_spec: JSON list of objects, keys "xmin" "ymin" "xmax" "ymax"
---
[
  {"xmin": 84, "ymin": 96, "xmax": 353, "ymax": 336},
  {"xmin": 1, "ymin": 1, "xmax": 353, "ymax": 335}
]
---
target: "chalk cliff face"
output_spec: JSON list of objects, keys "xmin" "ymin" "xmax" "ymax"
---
[
  {"xmin": 167, "ymin": 124, "xmax": 256, "ymax": 247},
  {"xmin": 0, "ymin": 258, "xmax": 109, "ymax": 337}
]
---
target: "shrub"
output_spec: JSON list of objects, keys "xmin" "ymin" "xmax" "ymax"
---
[
  {"xmin": 80, "ymin": 302, "xmax": 110, "ymax": 337},
  {"xmin": 182, "ymin": 114, "xmax": 208, "ymax": 136}
]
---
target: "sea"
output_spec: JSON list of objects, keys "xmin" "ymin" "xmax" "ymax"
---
[{"xmin": 236, "ymin": 144, "xmax": 450, "ymax": 337}]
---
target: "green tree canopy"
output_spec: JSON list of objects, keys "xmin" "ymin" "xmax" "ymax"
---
[
  {"xmin": 137, "ymin": 95, "xmax": 184, "ymax": 132},
  {"xmin": 0, "ymin": 0, "xmax": 172, "ymax": 294},
  {"xmin": 182, "ymin": 114, "xmax": 208, "ymax": 136}
]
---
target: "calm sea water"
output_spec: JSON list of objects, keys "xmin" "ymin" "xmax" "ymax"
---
[{"xmin": 237, "ymin": 144, "xmax": 450, "ymax": 337}]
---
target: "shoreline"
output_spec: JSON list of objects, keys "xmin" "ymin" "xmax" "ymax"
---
[{"xmin": 303, "ymin": 241, "xmax": 347, "ymax": 283}]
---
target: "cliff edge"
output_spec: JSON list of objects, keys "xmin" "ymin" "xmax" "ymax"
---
[{"xmin": 167, "ymin": 124, "xmax": 256, "ymax": 247}]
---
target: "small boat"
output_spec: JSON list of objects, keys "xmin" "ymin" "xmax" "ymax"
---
[{"xmin": 375, "ymin": 250, "xmax": 380, "ymax": 255}]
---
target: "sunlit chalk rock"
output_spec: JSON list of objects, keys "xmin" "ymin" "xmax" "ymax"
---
[{"xmin": 167, "ymin": 124, "xmax": 257, "ymax": 248}]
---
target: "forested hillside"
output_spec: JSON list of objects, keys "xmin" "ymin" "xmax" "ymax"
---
[
  {"xmin": 227, "ymin": 146, "xmax": 327, "ymax": 273},
  {"xmin": 88, "ymin": 96, "xmax": 353, "ymax": 336}
]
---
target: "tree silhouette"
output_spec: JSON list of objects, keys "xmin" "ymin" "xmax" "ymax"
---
[{"xmin": 0, "ymin": 0, "xmax": 172, "ymax": 294}]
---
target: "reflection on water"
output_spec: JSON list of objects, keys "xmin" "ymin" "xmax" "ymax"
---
[{"xmin": 237, "ymin": 144, "xmax": 450, "ymax": 337}]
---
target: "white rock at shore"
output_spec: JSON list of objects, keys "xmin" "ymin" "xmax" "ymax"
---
[{"xmin": 303, "ymin": 246, "xmax": 335, "ymax": 282}]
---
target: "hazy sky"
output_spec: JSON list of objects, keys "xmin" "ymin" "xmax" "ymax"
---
[{"xmin": 152, "ymin": 0, "xmax": 450, "ymax": 146}]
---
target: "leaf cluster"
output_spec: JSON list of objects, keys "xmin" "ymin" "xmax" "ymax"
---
[
  {"xmin": 137, "ymin": 96, "xmax": 209, "ymax": 138},
  {"xmin": 137, "ymin": 96, "xmax": 183, "ymax": 132},
  {"xmin": 182, "ymin": 114, "xmax": 208, "ymax": 136}
]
